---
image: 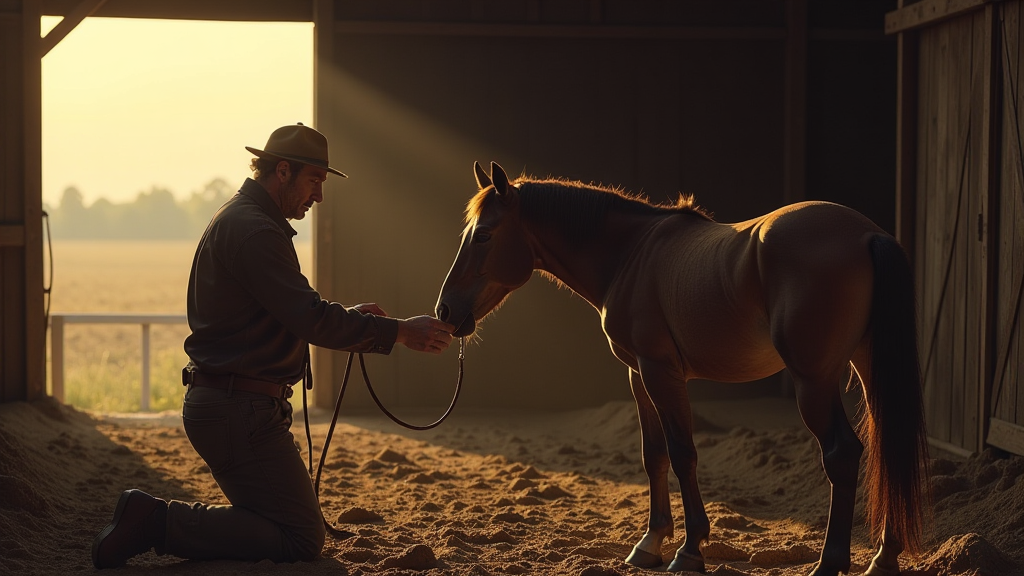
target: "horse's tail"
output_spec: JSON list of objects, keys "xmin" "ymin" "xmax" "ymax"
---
[{"xmin": 859, "ymin": 234, "xmax": 928, "ymax": 554}]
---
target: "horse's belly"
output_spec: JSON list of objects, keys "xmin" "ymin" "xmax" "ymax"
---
[{"xmin": 674, "ymin": 325, "xmax": 784, "ymax": 383}]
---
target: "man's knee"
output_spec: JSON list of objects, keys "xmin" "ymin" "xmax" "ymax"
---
[{"xmin": 288, "ymin": 519, "xmax": 326, "ymax": 562}]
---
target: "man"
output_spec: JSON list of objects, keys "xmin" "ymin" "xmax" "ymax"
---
[{"xmin": 92, "ymin": 123, "xmax": 455, "ymax": 568}]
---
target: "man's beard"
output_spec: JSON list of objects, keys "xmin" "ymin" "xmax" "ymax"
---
[{"xmin": 282, "ymin": 177, "xmax": 307, "ymax": 220}]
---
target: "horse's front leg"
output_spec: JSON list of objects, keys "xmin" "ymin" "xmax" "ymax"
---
[
  {"xmin": 637, "ymin": 358, "xmax": 710, "ymax": 573},
  {"xmin": 624, "ymin": 368, "xmax": 674, "ymax": 569}
]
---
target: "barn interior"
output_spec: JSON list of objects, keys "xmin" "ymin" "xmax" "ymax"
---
[{"xmin": 2, "ymin": 1, "xmax": 1024, "ymax": 575}]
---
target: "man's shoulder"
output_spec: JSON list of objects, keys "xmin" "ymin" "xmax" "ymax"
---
[{"xmin": 210, "ymin": 195, "xmax": 285, "ymax": 247}]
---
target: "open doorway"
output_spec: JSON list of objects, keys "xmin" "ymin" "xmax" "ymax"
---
[{"xmin": 41, "ymin": 17, "xmax": 314, "ymax": 412}]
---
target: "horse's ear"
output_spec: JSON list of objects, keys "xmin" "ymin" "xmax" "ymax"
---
[
  {"xmin": 474, "ymin": 161, "xmax": 491, "ymax": 190},
  {"xmin": 491, "ymin": 162, "xmax": 512, "ymax": 198}
]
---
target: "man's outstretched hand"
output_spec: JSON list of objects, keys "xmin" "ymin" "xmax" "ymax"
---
[{"xmin": 397, "ymin": 316, "xmax": 455, "ymax": 354}]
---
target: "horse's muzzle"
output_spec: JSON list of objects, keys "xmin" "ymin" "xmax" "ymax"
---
[
  {"xmin": 435, "ymin": 303, "xmax": 476, "ymax": 337},
  {"xmin": 452, "ymin": 314, "xmax": 476, "ymax": 337}
]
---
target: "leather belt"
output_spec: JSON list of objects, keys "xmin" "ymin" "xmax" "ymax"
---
[{"xmin": 183, "ymin": 369, "xmax": 294, "ymax": 400}]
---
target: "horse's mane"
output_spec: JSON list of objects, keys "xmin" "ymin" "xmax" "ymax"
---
[{"xmin": 465, "ymin": 176, "xmax": 712, "ymax": 244}]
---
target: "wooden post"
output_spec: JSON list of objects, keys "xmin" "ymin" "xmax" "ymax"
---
[
  {"xmin": 51, "ymin": 315, "xmax": 64, "ymax": 402},
  {"xmin": 23, "ymin": 0, "xmax": 45, "ymax": 401},
  {"xmin": 312, "ymin": 0, "xmax": 337, "ymax": 410},
  {"xmin": 141, "ymin": 323, "xmax": 151, "ymax": 411}
]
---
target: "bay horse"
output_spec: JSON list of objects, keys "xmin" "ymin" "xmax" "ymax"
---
[{"xmin": 435, "ymin": 162, "xmax": 927, "ymax": 576}]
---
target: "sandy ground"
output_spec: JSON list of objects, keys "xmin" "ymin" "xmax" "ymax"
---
[{"xmin": 1, "ymin": 395, "xmax": 1022, "ymax": 576}]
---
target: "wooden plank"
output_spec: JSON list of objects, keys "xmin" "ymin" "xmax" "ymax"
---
[
  {"xmin": 987, "ymin": 417, "xmax": 1024, "ymax": 455},
  {"xmin": 934, "ymin": 20, "xmax": 956, "ymax": 444},
  {"xmin": 994, "ymin": 0, "xmax": 1018, "ymax": 424},
  {"xmin": 886, "ymin": 0, "xmax": 991, "ymax": 35},
  {"xmin": 1013, "ymin": 1, "xmax": 1024, "ymax": 428},
  {"xmin": 995, "ymin": 0, "xmax": 1023, "ymax": 427},
  {"xmin": 971, "ymin": 5, "xmax": 998, "ymax": 452},
  {"xmin": 955, "ymin": 14, "xmax": 974, "ymax": 447},
  {"xmin": 896, "ymin": 28, "xmax": 920, "ymax": 258},
  {"xmin": 918, "ymin": 26, "xmax": 941, "ymax": 441}
]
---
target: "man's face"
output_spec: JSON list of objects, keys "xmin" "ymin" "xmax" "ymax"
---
[{"xmin": 279, "ymin": 164, "xmax": 328, "ymax": 220}]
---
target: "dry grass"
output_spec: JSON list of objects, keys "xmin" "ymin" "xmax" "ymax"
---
[{"xmin": 47, "ymin": 239, "xmax": 311, "ymax": 412}]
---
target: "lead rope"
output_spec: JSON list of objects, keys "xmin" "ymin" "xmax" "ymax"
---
[{"xmin": 302, "ymin": 338, "xmax": 465, "ymax": 538}]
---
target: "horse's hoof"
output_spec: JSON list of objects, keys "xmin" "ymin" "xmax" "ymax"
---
[
  {"xmin": 624, "ymin": 545, "xmax": 663, "ymax": 569},
  {"xmin": 863, "ymin": 558, "xmax": 900, "ymax": 576},
  {"xmin": 666, "ymin": 549, "xmax": 705, "ymax": 573}
]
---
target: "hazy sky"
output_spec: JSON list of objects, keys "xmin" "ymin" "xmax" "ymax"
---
[{"xmin": 41, "ymin": 17, "xmax": 313, "ymax": 206}]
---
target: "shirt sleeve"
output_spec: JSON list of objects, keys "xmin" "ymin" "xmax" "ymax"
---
[{"xmin": 230, "ymin": 227, "xmax": 399, "ymax": 354}]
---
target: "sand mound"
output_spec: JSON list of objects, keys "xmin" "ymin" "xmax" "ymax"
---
[{"xmin": 0, "ymin": 396, "xmax": 1021, "ymax": 575}]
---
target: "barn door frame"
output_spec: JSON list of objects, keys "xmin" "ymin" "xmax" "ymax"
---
[{"xmin": 888, "ymin": 0, "xmax": 1002, "ymax": 456}]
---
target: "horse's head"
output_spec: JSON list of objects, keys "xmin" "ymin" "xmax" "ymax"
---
[{"xmin": 435, "ymin": 161, "xmax": 535, "ymax": 337}]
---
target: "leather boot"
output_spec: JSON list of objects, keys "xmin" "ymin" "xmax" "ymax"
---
[{"xmin": 92, "ymin": 489, "xmax": 167, "ymax": 569}]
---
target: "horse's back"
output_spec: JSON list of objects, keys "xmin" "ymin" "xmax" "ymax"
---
[{"xmin": 636, "ymin": 201, "xmax": 884, "ymax": 382}]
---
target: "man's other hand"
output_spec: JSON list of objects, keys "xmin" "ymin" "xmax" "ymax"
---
[{"xmin": 397, "ymin": 316, "xmax": 455, "ymax": 354}]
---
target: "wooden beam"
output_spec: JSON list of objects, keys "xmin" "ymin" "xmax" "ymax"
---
[
  {"xmin": 39, "ymin": 0, "xmax": 106, "ymax": 58},
  {"xmin": 885, "ymin": 0, "xmax": 992, "ymax": 35},
  {"xmin": 40, "ymin": 0, "xmax": 312, "ymax": 22},
  {"xmin": 0, "ymin": 225, "xmax": 25, "ymax": 247},
  {"xmin": 333, "ymin": 21, "xmax": 786, "ymax": 40}
]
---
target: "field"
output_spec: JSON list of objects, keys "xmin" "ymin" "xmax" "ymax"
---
[{"xmin": 46, "ymin": 239, "xmax": 312, "ymax": 412}]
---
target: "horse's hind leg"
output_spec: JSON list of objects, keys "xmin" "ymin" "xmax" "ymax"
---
[
  {"xmin": 791, "ymin": 367, "xmax": 864, "ymax": 576},
  {"xmin": 636, "ymin": 358, "xmax": 710, "ymax": 573},
  {"xmin": 625, "ymin": 368, "xmax": 674, "ymax": 568}
]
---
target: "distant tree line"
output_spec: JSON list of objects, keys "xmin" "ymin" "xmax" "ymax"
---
[{"xmin": 44, "ymin": 178, "xmax": 310, "ymax": 241}]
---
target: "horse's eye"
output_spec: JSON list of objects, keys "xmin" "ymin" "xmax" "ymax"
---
[{"xmin": 473, "ymin": 232, "xmax": 491, "ymax": 243}]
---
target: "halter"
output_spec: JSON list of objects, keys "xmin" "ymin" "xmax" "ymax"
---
[{"xmin": 301, "ymin": 338, "xmax": 465, "ymax": 538}]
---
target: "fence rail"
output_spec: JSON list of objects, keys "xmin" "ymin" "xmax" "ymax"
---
[{"xmin": 50, "ymin": 313, "xmax": 187, "ymax": 411}]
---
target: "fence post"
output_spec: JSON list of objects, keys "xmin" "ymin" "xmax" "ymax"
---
[
  {"xmin": 52, "ymin": 315, "xmax": 64, "ymax": 402},
  {"xmin": 141, "ymin": 323, "xmax": 151, "ymax": 411}
]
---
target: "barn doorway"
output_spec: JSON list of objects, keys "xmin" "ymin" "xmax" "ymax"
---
[{"xmin": 40, "ymin": 16, "xmax": 314, "ymax": 412}]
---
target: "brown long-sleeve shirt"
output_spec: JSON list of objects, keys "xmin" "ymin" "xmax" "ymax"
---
[{"xmin": 184, "ymin": 178, "xmax": 398, "ymax": 385}]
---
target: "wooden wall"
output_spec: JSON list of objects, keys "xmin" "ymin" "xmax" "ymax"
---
[
  {"xmin": 0, "ymin": 0, "xmax": 46, "ymax": 403},
  {"xmin": 313, "ymin": 0, "xmax": 898, "ymax": 411},
  {"xmin": 2, "ymin": 1, "xmax": 897, "ymax": 411},
  {"xmin": 889, "ymin": 0, "xmax": 1024, "ymax": 456}
]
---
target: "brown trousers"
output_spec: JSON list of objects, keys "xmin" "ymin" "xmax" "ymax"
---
[{"xmin": 162, "ymin": 386, "xmax": 325, "ymax": 562}]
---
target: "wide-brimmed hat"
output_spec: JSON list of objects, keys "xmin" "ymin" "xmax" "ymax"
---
[{"xmin": 245, "ymin": 123, "xmax": 347, "ymax": 178}]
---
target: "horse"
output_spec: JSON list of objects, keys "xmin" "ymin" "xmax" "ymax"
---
[{"xmin": 435, "ymin": 162, "xmax": 928, "ymax": 576}]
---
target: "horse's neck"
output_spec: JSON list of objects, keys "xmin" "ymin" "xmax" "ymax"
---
[{"xmin": 527, "ymin": 212, "xmax": 661, "ymax": 309}]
